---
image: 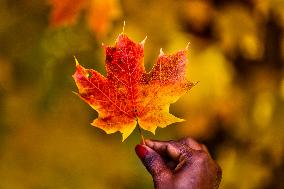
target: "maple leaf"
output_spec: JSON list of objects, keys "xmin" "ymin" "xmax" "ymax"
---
[{"xmin": 73, "ymin": 33, "xmax": 194, "ymax": 141}]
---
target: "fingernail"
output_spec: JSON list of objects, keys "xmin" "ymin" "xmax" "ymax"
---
[{"xmin": 135, "ymin": 145, "xmax": 148, "ymax": 159}]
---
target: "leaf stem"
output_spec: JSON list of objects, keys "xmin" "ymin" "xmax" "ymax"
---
[{"xmin": 137, "ymin": 123, "xmax": 145, "ymax": 145}]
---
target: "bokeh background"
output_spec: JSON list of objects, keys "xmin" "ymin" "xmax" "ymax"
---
[{"xmin": 0, "ymin": 0, "xmax": 284, "ymax": 188}]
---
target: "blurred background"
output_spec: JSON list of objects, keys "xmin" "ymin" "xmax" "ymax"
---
[{"xmin": 0, "ymin": 0, "xmax": 284, "ymax": 188}]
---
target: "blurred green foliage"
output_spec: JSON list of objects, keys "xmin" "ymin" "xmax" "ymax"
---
[{"xmin": 0, "ymin": 0, "xmax": 284, "ymax": 188}]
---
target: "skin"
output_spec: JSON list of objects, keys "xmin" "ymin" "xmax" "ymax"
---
[{"xmin": 135, "ymin": 137, "xmax": 222, "ymax": 189}]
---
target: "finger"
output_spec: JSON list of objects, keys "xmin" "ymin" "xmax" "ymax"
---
[
  {"xmin": 145, "ymin": 140, "xmax": 183, "ymax": 161},
  {"xmin": 178, "ymin": 137, "xmax": 203, "ymax": 151},
  {"xmin": 135, "ymin": 144, "xmax": 172, "ymax": 180},
  {"xmin": 179, "ymin": 137, "xmax": 212, "ymax": 158}
]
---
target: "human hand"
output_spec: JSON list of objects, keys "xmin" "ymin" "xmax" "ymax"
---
[{"xmin": 135, "ymin": 137, "xmax": 222, "ymax": 189}]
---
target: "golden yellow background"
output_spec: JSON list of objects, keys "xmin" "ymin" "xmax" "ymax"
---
[{"xmin": 0, "ymin": 0, "xmax": 283, "ymax": 188}]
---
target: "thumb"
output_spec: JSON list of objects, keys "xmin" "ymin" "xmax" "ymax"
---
[{"xmin": 135, "ymin": 144, "xmax": 172, "ymax": 181}]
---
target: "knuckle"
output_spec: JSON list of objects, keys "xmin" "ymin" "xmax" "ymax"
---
[
  {"xmin": 184, "ymin": 137, "xmax": 193, "ymax": 143},
  {"xmin": 168, "ymin": 140, "xmax": 176, "ymax": 145},
  {"xmin": 180, "ymin": 136, "xmax": 189, "ymax": 141},
  {"xmin": 181, "ymin": 138, "xmax": 190, "ymax": 145},
  {"xmin": 153, "ymin": 143, "xmax": 159, "ymax": 150},
  {"xmin": 179, "ymin": 137, "xmax": 204, "ymax": 151},
  {"xmin": 179, "ymin": 137, "xmax": 191, "ymax": 144},
  {"xmin": 168, "ymin": 141, "xmax": 178, "ymax": 149},
  {"xmin": 193, "ymin": 151, "xmax": 209, "ymax": 164}
]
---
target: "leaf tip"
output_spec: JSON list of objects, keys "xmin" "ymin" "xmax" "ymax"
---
[
  {"xmin": 159, "ymin": 48, "xmax": 164, "ymax": 56},
  {"xmin": 122, "ymin": 20, "xmax": 126, "ymax": 33},
  {"xmin": 72, "ymin": 91, "xmax": 79, "ymax": 96},
  {"xmin": 121, "ymin": 132, "xmax": 129, "ymax": 142},
  {"xmin": 74, "ymin": 56, "xmax": 79, "ymax": 66},
  {"xmin": 121, "ymin": 135, "xmax": 126, "ymax": 142},
  {"xmin": 149, "ymin": 127, "xmax": 156, "ymax": 135},
  {"xmin": 140, "ymin": 36, "xmax": 147, "ymax": 47},
  {"xmin": 185, "ymin": 42, "xmax": 191, "ymax": 51},
  {"xmin": 177, "ymin": 118, "xmax": 185, "ymax": 123}
]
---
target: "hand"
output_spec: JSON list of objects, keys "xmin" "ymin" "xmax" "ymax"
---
[{"xmin": 135, "ymin": 137, "xmax": 222, "ymax": 189}]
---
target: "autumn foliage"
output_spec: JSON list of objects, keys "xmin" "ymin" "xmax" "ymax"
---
[
  {"xmin": 49, "ymin": 0, "xmax": 120, "ymax": 38},
  {"xmin": 73, "ymin": 33, "xmax": 194, "ymax": 140}
]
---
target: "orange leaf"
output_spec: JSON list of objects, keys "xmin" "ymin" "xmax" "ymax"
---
[
  {"xmin": 87, "ymin": 0, "xmax": 121, "ymax": 38},
  {"xmin": 49, "ymin": 0, "xmax": 86, "ymax": 27},
  {"xmin": 73, "ymin": 33, "xmax": 194, "ymax": 141},
  {"xmin": 49, "ymin": 0, "xmax": 120, "ymax": 38}
]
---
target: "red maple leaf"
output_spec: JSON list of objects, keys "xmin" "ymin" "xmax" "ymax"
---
[{"xmin": 73, "ymin": 33, "xmax": 194, "ymax": 141}]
